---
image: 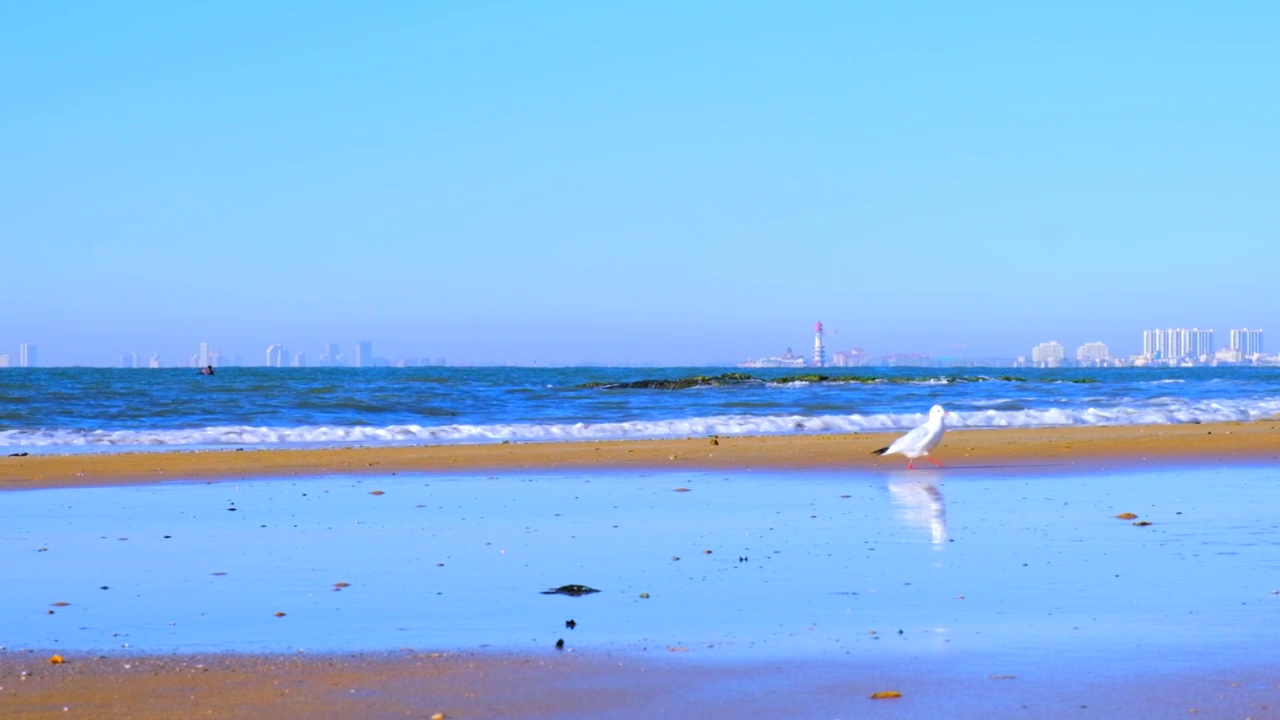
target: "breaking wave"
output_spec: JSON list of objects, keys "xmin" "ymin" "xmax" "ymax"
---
[{"xmin": 5, "ymin": 397, "xmax": 1279, "ymax": 452}]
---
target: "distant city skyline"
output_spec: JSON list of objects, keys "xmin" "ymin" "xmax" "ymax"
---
[{"xmin": 1, "ymin": 324, "xmax": 1271, "ymax": 368}]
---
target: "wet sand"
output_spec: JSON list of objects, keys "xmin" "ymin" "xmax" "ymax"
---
[
  {"xmin": 4, "ymin": 424, "xmax": 1280, "ymax": 718},
  {"xmin": 3, "ymin": 420, "xmax": 1279, "ymax": 491},
  {"xmin": 5, "ymin": 649, "xmax": 1279, "ymax": 719}
]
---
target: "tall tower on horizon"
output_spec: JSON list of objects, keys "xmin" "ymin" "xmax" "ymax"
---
[
  {"xmin": 19, "ymin": 343, "xmax": 36, "ymax": 368},
  {"xmin": 812, "ymin": 322, "xmax": 825, "ymax": 368}
]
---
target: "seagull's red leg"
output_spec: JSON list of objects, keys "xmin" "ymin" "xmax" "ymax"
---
[
  {"xmin": 926, "ymin": 456, "xmax": 944, "ymax": 468},
  {"xmin": 907, "ymin": 460, "xmax": 915, "ymax": 470}
]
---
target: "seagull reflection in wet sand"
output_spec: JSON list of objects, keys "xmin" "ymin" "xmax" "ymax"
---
[{"xmin": 887, "ymin": 471, "xmax": 947, "ymax": 545}]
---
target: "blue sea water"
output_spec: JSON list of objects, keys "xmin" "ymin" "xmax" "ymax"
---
[{"xmin": 1, "ymin": 366, "xmax": 1278, "ymax": 453}]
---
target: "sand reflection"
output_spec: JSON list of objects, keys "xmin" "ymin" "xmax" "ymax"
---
[{"xmin": 887, "ymin": 471, "xmax": 947, "ymax": 546}]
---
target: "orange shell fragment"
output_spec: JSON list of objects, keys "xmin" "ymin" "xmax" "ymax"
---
[
  {"xmin": 1115, "ymin": 513, "xmax": 1138, "ymax": 520},
  {"xmin": 870, "ymin": 690, "xmax": 902, "ymax": 699}
]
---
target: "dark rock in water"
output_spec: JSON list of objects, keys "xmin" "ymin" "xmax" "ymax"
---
[
  {"xmin": 565, "ymin": 619, "xmax": 577, "ymax": 629},
  {"xmin": 577, "ymin": 373, "xmax": 755, "ymax": 390},
  {"xmin": 541, "ymin": 584, "xmax": 600, "ymax": 597},
  {"xmin": 773, "ymin": 374, "xmax": 834, "ymax": 383}
]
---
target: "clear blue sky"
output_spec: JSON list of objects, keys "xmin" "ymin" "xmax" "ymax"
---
[{"xmin": 3, "ymin": 1, "xmax": 1276, "ymax": 366}]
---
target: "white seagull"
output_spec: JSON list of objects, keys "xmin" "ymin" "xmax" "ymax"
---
[{"xmin": 871, "ymin": 405, "xmax": 947, "ymax": 469}]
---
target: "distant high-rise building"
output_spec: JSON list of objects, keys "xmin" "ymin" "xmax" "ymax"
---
[
  {"xmin": 1077, "ymin": 341, "xmax": 1110, "ymax": 365},
  {"xmin": 830, "ymin": 348, "xmax": 868, "ymax": 367},
  {"xmin": 19, "ymin": 343, "xmax": 36, "ymax": 368},
  {"xmin": 0, "ymin": 354, "xmax": 9, "ymax": 368},
  {"xmin": 812, "ymin": 322, "xmax": 826, "ymax": 368},
  {"xmin": 1230, "ymin": 328, "xmax": 1264, "ymax": 357},
  {"xmin": 197, "ymin": 342, "xmax": 211, "ymax": 368},
  {"xmin": 149, "ymin": 355, "xmax": 162, "ymax": 369},
  {"xmin": 120, "ymin": 352, "xmax": 138, "ymax": 369},
  {"xmin": 320, "ymin": 343, "xmax": 341, "ymax": 367},
  {"xmin": 1031, "ymin": 341, "xmax": 1064, "ymax": 367},
  {"xmin": 1142, "ymin": 329, "xmax": 1162, "ymax": 359},
  {"xmin": 1142, "ymin": 328, "xmax": 1213, "ymax": 362},
  {"xmin": 1187, "ymin": 328, "xmax": 1214, "ymax": 359},
  {"xmin": 356, "ymin": 341, "xmax": 373, "ymax": 368},
  {"xmin": 880, "ymin": 352, "xmax": 934, "ymax": 368},
  {"xmin": 266, "ymin": 344, "xmax": 285, "ymax": 367},
  {"xmin": 292, "ymin": 352, "xmax": 307, "ymax": 368}
]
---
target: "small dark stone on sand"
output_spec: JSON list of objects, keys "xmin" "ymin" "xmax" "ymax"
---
[
  {"xmin": 565, "ymin": 619, "xmax": 577, "ymax": 629},
  {"xmin": 555, "ymin": 639, "xmax": 565, "ymax": 649},
  {"xmin": 541, "ymin": 585, "xmax": 600, "ymax": 597}
]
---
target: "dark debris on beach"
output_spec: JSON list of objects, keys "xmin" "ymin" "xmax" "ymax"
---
[{"xmin": 541, "ymin": 585, "xmax": 600, "ymax": 597}]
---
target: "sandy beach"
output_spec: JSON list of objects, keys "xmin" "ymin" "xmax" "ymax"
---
[
  {"xmin": 4, "ymin": 424, "xmax": 1280, "ymax": 719},
  {"xmin": 6, "ymin": 648, "xmax": 1279, "ymax": 719},
  {"xmin": 3, "ymin": 421, "xmax": 1278, "ymax": 491}
]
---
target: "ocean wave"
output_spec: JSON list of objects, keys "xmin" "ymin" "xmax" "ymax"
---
[{"xmin": 4, "ymin": 398, "xmax": 1279, "ymax": 451}]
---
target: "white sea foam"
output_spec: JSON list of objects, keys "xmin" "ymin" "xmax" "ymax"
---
[{"xmin": 4, "ymin": 397, "xmax": 1280, "ymax": 451}]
